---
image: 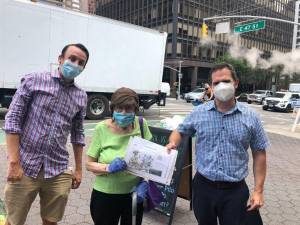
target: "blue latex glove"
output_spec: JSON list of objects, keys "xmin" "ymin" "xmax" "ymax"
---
[
  {"xmin": 133, "ymin": 181, "xmax": 149, "ymax": 203},
  {"xmin": 108, "ymin": 157, "xmax": 127, "ymax": 173}
]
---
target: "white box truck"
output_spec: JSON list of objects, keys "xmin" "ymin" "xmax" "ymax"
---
[
  {"xmin": 289, "ymin": 83, "xmax": 300, "ymax": 93},
  {"xmin": 0, "ymin": 0, "xmax": 167, "ymax": 119}
]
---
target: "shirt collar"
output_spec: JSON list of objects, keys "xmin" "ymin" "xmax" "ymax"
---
[
  {"xmin": 52, "ymin": 69, "xmax": 75, "ymax": 87},
  {"xmin": 51, "ymin": 69, "xmax": 61, "ymax": 79},
  {"xmin": 206, "ymin": 100, "xmax": 244, "ymax": 114}
]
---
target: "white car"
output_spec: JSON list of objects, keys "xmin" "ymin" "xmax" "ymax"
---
[
  {"xmin": 247, "ymin": 90, "xmax": 273, "ymax": 104},
  {"xmin": 262, "ymin": 92, "xmax": 300, "ymax": 112},
  {"xmin": 184, "ymin": 88, "xmax": 205, "ymax": 102}
]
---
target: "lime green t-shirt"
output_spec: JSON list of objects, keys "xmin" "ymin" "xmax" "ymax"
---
[{"xmin": 87, "ymin": 117, "xmax": 152, "ymax": 194}]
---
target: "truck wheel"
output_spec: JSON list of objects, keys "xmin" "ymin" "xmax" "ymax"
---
[
  {"xmin": 86, "ymin": 94, "xmax": 109, "ymax": 120},
  {"xmin": 262, "ymin": 105, "xmax": 268, "ymax": 111},
  {"xmin": 247, "ymin": 100, "xmax": 252, "ymax": 104}
]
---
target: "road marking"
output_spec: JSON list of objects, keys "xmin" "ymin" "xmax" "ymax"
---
[
  {"xmin": 155, "ymin": 109, "xmax": 193, "ymax": 112},
  {"xmin": 168, "ymin": 112, "xmax": 190, "ymax": 115}
]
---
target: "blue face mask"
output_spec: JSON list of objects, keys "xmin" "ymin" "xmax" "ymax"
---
[
  {"xmin": 113, "ymin": 111, "xmax": 135, "ymax": 128},
  {"xmin": 61, "ymin": 60, "xmax": 83, "ymax": 80}
]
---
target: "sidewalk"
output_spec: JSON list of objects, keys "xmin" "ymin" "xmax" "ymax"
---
[{"xmin": 1, "ymin": 132, "xmax": 300, "ymax": 225}]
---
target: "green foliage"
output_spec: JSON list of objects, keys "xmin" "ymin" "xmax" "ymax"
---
[
  {"xmin": 215, "ymin": 54, "xmax": 274, "ymax": 92},
  {"xmin": 0, "ymin": 199, "xmax": 6, "ymax": 218}
]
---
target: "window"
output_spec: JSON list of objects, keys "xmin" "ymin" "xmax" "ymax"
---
[{"xmin": 273, "ymin": 93, "xmax": 285, "ymax": 98}]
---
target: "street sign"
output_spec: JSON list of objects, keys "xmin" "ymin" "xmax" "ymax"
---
[
  {"xmin": 216, "ymin": 22, "xmax": 230, "ymax": 34},
  {"xmin": 234, "ymin": 20, "xmax": 265, "ymax": 33}
]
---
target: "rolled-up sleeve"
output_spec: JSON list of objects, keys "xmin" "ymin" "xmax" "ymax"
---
[
  {"xmin": 177, "ymin": 109, "xmax": 197, "ymax": 136},
  {"xmin": 250, "ymin": 113, "xmax": 270, "ymax": 151},
  {"xmin": 70, "ymin": 98, "xmax": 87, "ymax": 146},
  {"xmin": 4, "ymin": 75, "xmax": 33, "ymax": 134}
]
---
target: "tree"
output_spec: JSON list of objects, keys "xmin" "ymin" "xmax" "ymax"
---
[{"xmin": 216, "ymin": 54, "xmax": 271, "ymax": 93}]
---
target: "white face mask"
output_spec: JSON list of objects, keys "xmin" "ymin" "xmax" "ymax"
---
[{"xmin": 213, "ymin": 82, "xmax": 235, "ymax": 102}]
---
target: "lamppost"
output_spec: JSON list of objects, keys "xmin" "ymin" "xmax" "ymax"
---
[
  {"xmin": 178, "ymin": 60, "xmax": 183, "ymax": 99},
  {"xmin": 164, "ymin": 61, "xmax": 184, "ymax": 100}
]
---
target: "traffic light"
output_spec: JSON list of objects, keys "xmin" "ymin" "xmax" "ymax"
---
[{"xmin": 201, "ymin": 23, "xmax": 208, "ymax": 38}]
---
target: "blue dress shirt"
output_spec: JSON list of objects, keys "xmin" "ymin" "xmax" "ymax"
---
[{"xmin": 177, "ymin": 101, "xmax": 270, "ymax": 182}]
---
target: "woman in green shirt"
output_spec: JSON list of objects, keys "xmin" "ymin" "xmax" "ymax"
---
[{"xmin": 86, "ymin": 87, "xmax": 152, "ymax": 225}]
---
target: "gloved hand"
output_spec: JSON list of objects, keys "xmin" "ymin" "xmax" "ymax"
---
[
  {"xmin": 133, "ymin": 181, "xmax": 149, "ymax": 203},
  {"xmin": 107, "ymin": 157, "xmax": 127, "ymax": 173}
]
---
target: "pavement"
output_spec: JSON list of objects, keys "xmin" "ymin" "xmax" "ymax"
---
[
  {"xmin": 0, "ymin": 99, "xmax": 300, "ymax": 224},
  {"xmin": 1, "ymin": 132, "xmax": 300, "ymax": 225}
]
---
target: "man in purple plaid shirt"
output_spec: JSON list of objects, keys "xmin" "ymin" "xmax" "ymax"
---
[{"xmin": 3, "ymin": 43, "xmax": 89, "ymax": 225}]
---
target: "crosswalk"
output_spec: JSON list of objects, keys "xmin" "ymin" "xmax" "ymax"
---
[{"xmin": 148, "ymin": 98, "xmax": 195, "ymax": 117}]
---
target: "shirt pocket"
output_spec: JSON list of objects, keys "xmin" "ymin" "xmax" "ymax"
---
[
  {"xmin": 58, "ymin": 93, "xmax": 79, "ymax": 121},
  {"xmin": 196, "ymin": 120, "xmax": 221, "ymax": 143},
  {"xmin": 228, "ymin": 121, "xmax": 251, "ymax": 150}
]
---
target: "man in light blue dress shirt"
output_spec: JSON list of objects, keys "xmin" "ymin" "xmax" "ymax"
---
[{"xmin": 167, "ymin": 63, "xmax": 269, "ymax": 225}]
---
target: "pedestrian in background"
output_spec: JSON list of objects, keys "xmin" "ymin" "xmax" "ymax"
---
[
  {"xmin": 4, "ymin": 43, "xmax": 89, "ymax": 225},
  {"xmin": 199, "ymin": 83, "xmax": 214, "ymax": 102},
  {"xmin": 166, "ymin": 63, "xmax": 269, "ymax": 225},
  {"xmin": 86, "ymin": 87, "xmax": 152, "ymax": 225}
]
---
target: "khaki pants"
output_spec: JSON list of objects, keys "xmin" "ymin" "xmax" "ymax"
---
[{"xmin": 4, "ymin": 169, "xmax": 72, "ymax": 225}]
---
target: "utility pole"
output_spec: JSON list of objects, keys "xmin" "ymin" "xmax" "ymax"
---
[
  {"xmin": 293, "ymin": 1, "xmax": 300, "ymax": 50},
  {"xmin": 178, "ymin": 61, "xmax": 183, "ymax": 100},
  {"xmin": 164, "ymin": 61, "xmax": 184, "ymax": 100}
]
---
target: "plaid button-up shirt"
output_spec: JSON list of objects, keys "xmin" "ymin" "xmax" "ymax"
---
[
  {"xmin": 4, "ymin": 70, "xmax": 87, "ymax": 178},
  {"xmin": 177, "ymin": 100, "xmax": 269, "ymax": 182}
]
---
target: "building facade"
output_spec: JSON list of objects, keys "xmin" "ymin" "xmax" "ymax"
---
[
  {"xmin": 95, "ymin": 1, "xmax": 295, "ymax": 94},
  {"xmin": 293, "ymin": 1, "xmax": 300, "ymax": 49},
  {"xmin": 38, "ymin": 0, "xmax": 96, "ymax": 13}
]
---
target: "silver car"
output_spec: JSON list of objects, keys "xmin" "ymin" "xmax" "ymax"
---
[
  {"xmin": 184, "ymin": 87, "xmax": 205, "ymax": 103},
  {"xmin": 247, "ymin": 90, "xmax": 273, "ymax": 104}
]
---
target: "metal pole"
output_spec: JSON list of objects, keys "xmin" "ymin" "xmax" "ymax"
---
[
  {"xmin": 178, "ymin": 61, "xmax": 183, "ymax": 100},
  {"xmin": 203, "ymin": 15, "xmax": 300, "ymax": 26}
]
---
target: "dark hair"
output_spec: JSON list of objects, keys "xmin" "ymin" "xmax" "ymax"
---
[
  {"xmin": 60, "ymin": 43, "xmax": 89, "ymax": 66},
  {"xmin": 210, "ymin": 63, "xmax": 238, "ymax": 81},
  {"xmin": 110, "ymin": 87, "xmax": 139, "ymax": 116}
]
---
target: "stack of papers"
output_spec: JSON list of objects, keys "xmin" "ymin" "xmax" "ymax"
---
[{"xmin": 125, "ymin": 136, "xmax": 178, "ymax": 185}]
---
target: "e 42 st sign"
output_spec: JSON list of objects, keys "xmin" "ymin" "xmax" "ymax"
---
[{"xmin": 234, "ymin": 20, "xmax": 266, "ymax": 33}]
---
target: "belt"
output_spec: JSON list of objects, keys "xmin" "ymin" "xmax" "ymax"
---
[{"xmin": 196, "ymin": 172, "xmax": 245, "ymax": 189}]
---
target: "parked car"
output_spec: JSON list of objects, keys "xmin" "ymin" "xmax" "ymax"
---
[
  {"xmin": 247, "ymin": 90, "xmax": 273, "ymax": 104},
  {"xmin": 262, "ymin": 92, "xmax": 300, "ymax": 112},
  {"xmin": 184, "ymin": 87, "xmax": 205, "ymax": 102},
  {"xmin": 236, "ymin": 93, "xmax": 248, "ymax": 102}
]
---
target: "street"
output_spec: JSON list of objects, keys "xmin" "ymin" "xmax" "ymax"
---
[
  {"xmin": 0, "ymin": 98, "xmax": 300, "ymax": 225},
  {"xmin": 2, "ymin": 1, "xmax": 300, "ymax": 225},
  {"xmin": 0, "ymin": 98, "xmax": 299, "ymax": 142}
]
